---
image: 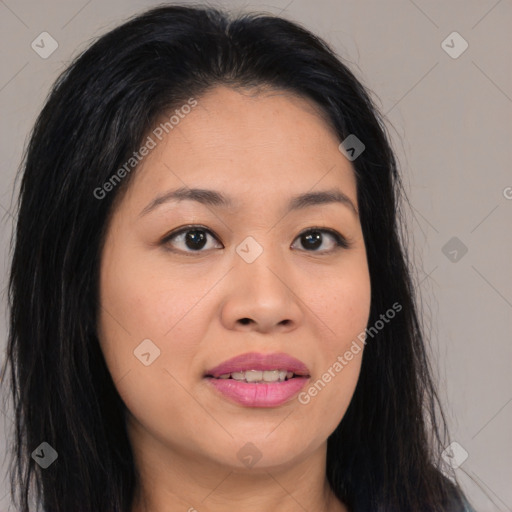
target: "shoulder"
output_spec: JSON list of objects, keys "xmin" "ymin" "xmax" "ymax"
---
[{"xmin": 462, "ymin": 496, "xmax": 476, "ymax": 512}]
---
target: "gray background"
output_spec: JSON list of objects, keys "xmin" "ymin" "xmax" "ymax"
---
[{"xmin": 0, "ymin": 0, "xmax": 510, "ymax": 510}]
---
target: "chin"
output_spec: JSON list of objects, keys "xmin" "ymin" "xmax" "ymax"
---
[{"xmin": 204, "ymin": 431, "xmax": 319, "ymax": 472}]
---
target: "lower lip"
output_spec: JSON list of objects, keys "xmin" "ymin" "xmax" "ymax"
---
[{"xmin": 205, "ymin": 377, "xmax": 309, "ymax": 407}]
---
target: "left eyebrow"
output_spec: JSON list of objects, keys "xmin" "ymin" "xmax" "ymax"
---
[{"xmin": 139, "ymin": 186, "xmax": 358, "ymax": 217}]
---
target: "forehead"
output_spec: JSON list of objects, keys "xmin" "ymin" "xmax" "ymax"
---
[{"xmin": 122, "ymin": 85, "xmax": 357, "ymax": 212}]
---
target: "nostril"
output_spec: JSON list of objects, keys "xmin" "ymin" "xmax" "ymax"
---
[{"xmin": 239, "ymin": 318, "xmax": 251, "ymax": 325}]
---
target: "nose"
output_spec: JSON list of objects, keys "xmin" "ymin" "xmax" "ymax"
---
[{"xmin": 220, "ymin": 241, "xmax": 302, "ymax": 334}]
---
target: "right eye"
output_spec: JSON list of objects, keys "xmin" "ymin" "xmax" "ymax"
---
[{"xmin": 161, "ymin": 225, "xmax": 223, "ymax": 255}]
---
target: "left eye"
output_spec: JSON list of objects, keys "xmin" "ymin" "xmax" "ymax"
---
[
  {"xmin": 162, "ymin": 225, "xmax": 350, "ymax": 254},
  {"xmin": 292, "ymin": 228, "xmax": 350, "ymax": 252}
]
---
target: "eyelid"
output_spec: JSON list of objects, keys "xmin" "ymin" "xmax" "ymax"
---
[
  {"xmin": 160, "ymin": 224, "xmax": 222, "ymax": 254},
  {"xmin": 161, "ymin": 224, "xmax": 352, "ymax": 254},
  {"xmin": 295, "ymin": 226, "xmax": 352, "ymax": 250}
]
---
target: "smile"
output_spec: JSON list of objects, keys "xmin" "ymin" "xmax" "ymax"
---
[
  {"xmin": 204, "ymin": 352, "xmax": 311, "ymax": 407},
  {"xmin": 214, "ymin": 369, "xmax": 296, "ymax": 383}
]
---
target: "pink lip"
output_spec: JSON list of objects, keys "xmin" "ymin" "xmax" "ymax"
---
[
  {"xmin": 205, "ymin": 351, "xmax": 310, "ymax": 378},
  {"xmin": 204, "ymin": 352, "xmax": 310, "ymax": 408}
]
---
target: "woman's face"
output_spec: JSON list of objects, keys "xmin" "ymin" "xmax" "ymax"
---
[{"xmin": 98, "ymin": 85, "xmax": 371, "ymax": 472}]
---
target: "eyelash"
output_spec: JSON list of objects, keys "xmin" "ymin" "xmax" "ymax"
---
[{"xmin": 161, "ymin": 224, "xmax": 352, "ymax": 256}]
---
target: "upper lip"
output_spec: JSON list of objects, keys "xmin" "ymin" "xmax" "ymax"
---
[{"xmin": 205, "ymin": 352, "xmax": 310, "ymax": 378}]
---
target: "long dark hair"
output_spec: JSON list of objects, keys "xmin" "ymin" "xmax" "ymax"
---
[{"xmin": 3, "ymin": 4, "xmax": 472, "ymax": 511}]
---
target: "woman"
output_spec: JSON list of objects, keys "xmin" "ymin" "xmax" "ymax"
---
[{"xmin": 3, "ymin": 4, "xmax": 476, "ymax": 511}]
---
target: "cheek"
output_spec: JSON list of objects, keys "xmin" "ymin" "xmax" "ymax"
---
[
  {"xmin": 326, "ymin": 266, "xmax": 371, "ymax": 379},
  {"xmin": 312, "ymin": 259, "xmax": 372, "ymax": 351},
  {"xmin": 97, "ymin": 254, "xmax": 213, "ymax": 447},
  {"xmin": 97, "ymin": 246, "xmax": 213, "ymax": 383},
  {"xmin": 295, "ymin": 261, "xmax": 370, "ymax": 432}
]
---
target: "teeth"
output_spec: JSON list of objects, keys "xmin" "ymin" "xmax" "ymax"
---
[
  {"xmin": 216, "ymin": 369, "xmax": 296, "ymax": 383},
  {"xmin": 245, "ymin": 370, "xmax": 263, "ymax": 382},
  {"xmin": 263, "ymin": 370, "xmax": 279, "ymax": 382}
]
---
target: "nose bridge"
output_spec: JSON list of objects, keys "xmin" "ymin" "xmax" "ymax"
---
[
  {"xmin": 235, "ymin": 233, "xmax": 287, "ymax": 292},
  {"xmin": 226, "ymin": 232, "xmax": 301, "ymax": 329}
]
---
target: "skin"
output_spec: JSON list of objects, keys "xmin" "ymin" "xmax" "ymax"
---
[{"xmin": 97, "ymin": 85, "xmax": 371, "ymax": 512}]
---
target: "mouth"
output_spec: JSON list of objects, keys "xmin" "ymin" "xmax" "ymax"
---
[
  {"xmin": 205, "ymin": 369, "xmax": 307, "ymax": 383},
  {"xmin": 203, "ymin": 352, "xmax": 311, "ymax": 407},
  {"xmin": 204, "ymin": 351, "xmax": 310, "ymax": 378}
]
